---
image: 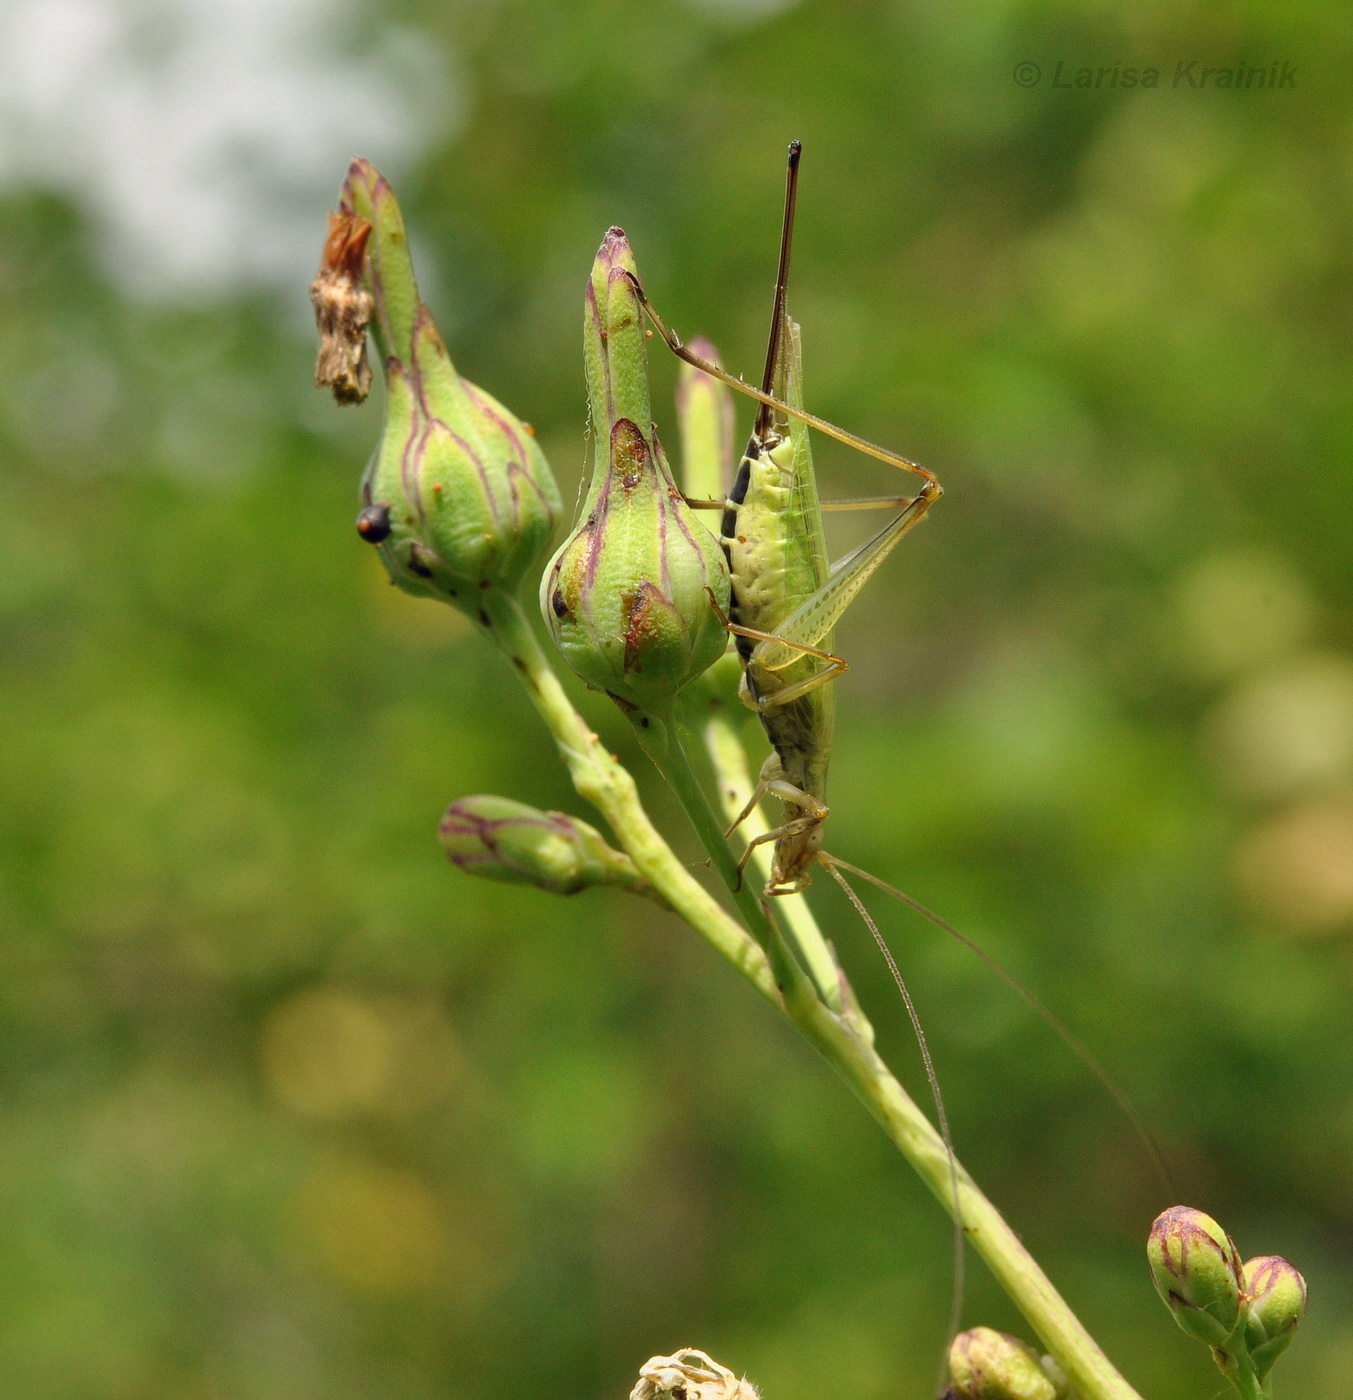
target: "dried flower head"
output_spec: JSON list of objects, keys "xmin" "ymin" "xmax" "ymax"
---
[
  {"xmin": 630, "ymin": 1351, "xmax": 759, "ymax": 1400},
  {"xmin": 310, "ymin": 210, "xmax": 374, "ymax": 404}
]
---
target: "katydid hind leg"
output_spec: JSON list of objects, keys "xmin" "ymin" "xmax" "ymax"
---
[
  {"xmin": 706, "ymin": 586, "xmax": 850, "ymax": 710},
  {"xmin": 819, "ymin": 494, "xmax": 917, "ymax": 512},
  {"xmin": 751, "ymin": 488, "xmax": 937, "ymax": 677}
]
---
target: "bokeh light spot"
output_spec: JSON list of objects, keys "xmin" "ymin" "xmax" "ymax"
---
[
  {"xmin": 1236, "ymin": 794, "xmax": 1353, "ymax": 933},
  {"xmin": 260, "ymin": 987, "xmax": 392, "ymax": 1117},
  {"xmin": 1205, "ymin": 654, "xmax": 1353, "ymax": 800},
  {"xmin": 295, "ymin": 1162, "xmax": 446, "ymax": 1293},
  {"xmin": 1173, "ymin": 548, "xmax": 1314, "ymax": 679}
]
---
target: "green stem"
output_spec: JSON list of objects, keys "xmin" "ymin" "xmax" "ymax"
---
[
  {"xmin": 479, "ymin": 588, "xmax": 773, "ymax": 998},
  {"xmin": 1217, "ymin": 1346, "xmax": 1268, "ymax": 1400},
  {"xmin": 628, "ymin": 709, "xmax": 825, "ymax": 1023},
  {"xmin": 627, "ymin": 710, "xmax": 771, "ymax": 942},
  {"xmin": 478, "ymin": 587, "xmax": 1145, "ymax": 1400},
  {"xmin": 700, "ymin": 708, "xmax": 846, "ymax": 1014}
]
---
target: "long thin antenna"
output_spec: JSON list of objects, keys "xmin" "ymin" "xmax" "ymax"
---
[
  {"xmin": 822, "ymin": 857, "xmax": 966, "ymax": 1385},
  {"xmin": 624, "ymin": 272, "xmax": 942, "ymax": 496},
  {"xmin": 826, "ymin": 855, "xmax": 1179, "ymax": 1200},
  {"xmin": 755, "ymin": 140, "xmax": 802, "ymax": 439}
]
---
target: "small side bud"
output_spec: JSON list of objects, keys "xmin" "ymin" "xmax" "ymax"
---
[
  {"xmin": 1036, "ymin": 1354, "xmax": 1070, "ymax": 1400},
  {"xmin": 947, "ymin": 1328, "xmax": 1057, "ymax": 1400},
  {"xmin": 315, "ymin": 159, "xmax": 562, "ymax": 613},
  {"xmin": 1242, "ymin": 1255, "xmax": 1306, "ymax": 1379},
  {"xmin": 543, "ymin": 230, "xmax": 730, "ymax": 716},
  {"xmin": 676, "ymin": 337, "xmax": 734, "ymax": 502},
  {"xmin": 1147, "ymin": 1206, "xmax": 1245, "ymax": 1346},
  {"xmin": 631, "ymin": 1351, "xmax": 758, "ymax": 1400},
  {"xmin": 439, "ymin": 796, "xmax": 661, "ymax": 901},
  {"xmin": 310, "ymin": 211, "xmax": 374, "ymax": 404}
]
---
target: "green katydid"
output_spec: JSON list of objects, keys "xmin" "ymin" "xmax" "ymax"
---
[
  {"xmin": 640, "ymin": 143, "xmax": 969, "ymax": 1361},
  {"xmin": 638, "ymin": 143, "xmax": 1176, "ymax": 1207},
  {"xmin": 629, "ymin": 141, "xmax": 942, "ymax": 898},
  {"xmin": 651, "ymin": 146, "xmax": 1176, "ymax": 1372}
]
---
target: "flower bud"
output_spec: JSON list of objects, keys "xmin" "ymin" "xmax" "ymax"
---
[
  {"xmin": 542, "ymin": 229, "xmax": 730, "ymax": 715},
  {"xmin": 319, "ymin": 159, "xmax": 562, "ymax": 613},
  {"xmin": 439, "ymin": 795, "xmax": 659, "ymax": 900},
  {"xmin": 1147, "ymin": 1206, "xmax": 1245, "ymax": 1346},
  {"xmin": 947, "ymin": 1328, "xmax": 1057, "ymax": 1400},
  {"xmin": 676, "ymin": 336, "xmax": 734, "ymax": 502},
  {"xmin": 1242, "ymin": 1255, "xmax": 1306, "ymax": 1378}
]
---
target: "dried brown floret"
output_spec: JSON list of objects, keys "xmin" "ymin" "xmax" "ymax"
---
[{"xmin": 310, "ymin": 210, "xmax": 374, "ymax": 404}]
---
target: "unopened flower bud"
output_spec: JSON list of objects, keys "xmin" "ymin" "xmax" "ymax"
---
[
  {"xmin": 542, "ymin": 230, "xmax": 730, "ymax": 715},
  {"xmin": 318, "ymin": 159, "xmax": 562, "ymax": 613},
  {"xmin": 1242, "ymin": 1255, "xmax": 1306, "ymax": 1378},
  {"xmin": 1147, "ymin": 1206, "xmax": 1245, "ymax": 1346},
  {"xmin": 439, "ymin": 795, "xmax": 660, "ymax": 900},
  {"xmin": 947, "ymin": 1328, "xmax": 1057, "ymax": 1400},
  {"xmin": 676, "ymin": 337, "xmax": 734, "ymax": 502}
]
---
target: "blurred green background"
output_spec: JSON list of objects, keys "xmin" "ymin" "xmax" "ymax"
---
[{"xmin": 3, "ymin": 1, "xmax": 1352, "ymax": 1396}]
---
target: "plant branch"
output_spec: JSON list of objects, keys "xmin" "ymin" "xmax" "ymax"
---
[{"xmin": 480, "ymin": 587, "xmax": 1145, "ymax": 1400}]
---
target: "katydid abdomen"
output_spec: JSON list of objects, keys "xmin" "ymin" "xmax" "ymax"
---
[{"xmin": 721, "ymin": 349, "xmax": 838, "ymax": 893}]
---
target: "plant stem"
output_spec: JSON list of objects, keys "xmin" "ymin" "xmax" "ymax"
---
[
  {"xmin": 479, "ymin": 587, "xmax": 1145, "ymax": 1400},
  {"xmin": 479, "ymin": 588, "xmax": 773, "ymax": 999},
  {"xmin": 1217, "ymin": 1346, "xmax": 1269, "ymax": 1400},
  {"xmin": 700, "ymin": 707, "xmax": 846, "ymax": 1014},
  {"xmin": 627, "ymin": 710, "xmax": 772, "ymax": 944}
]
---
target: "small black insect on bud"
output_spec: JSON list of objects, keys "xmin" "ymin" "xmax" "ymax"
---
[{"xmin": 356, "ymin": 502, "xmax": 392, "ymax": 543}]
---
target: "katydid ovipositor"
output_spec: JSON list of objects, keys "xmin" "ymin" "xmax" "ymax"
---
[{"xmin": 629, "ymin": 142, "xmax": 942, "ymax": 896}]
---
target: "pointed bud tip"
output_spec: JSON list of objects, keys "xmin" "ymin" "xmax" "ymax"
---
[
  {"xmin": 339, "ymin": 156, "xmax": 382, "ymax": 206},
  {"xmin": 596, "ymin": 226, "xmax": 638, "ymax": 274}
]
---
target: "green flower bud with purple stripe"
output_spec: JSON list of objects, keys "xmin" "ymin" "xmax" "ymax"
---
[
  {"xmin": 542, "ymin": 229, "xmax": 730, "ymax": 715},
  {"xmin": 440, "ymin": 795, "xmax": 660, "ymax": 900},
  {"xmin": 1242, "ymin": 1254, "xmax": 1306, "ymax": 1379},
  {"xmin": 1147, "ymin": 1206, "xmax": 1246, "ymax": 1346},
  {"xmin": 946, "ymin": 1328, "xmax": 1057, "ymax": 1400},
  {"xmin": 319, "ymin": 158, "xmax": 561, "ymax": 615}
]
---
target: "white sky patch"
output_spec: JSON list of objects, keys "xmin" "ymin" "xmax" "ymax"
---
[{"xmin": 0, "ymin": 0, "xmax": 460, "ymax": 299}]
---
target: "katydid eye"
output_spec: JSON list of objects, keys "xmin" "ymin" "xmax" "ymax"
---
[{"xmin": 356, "ymin": 503, "xmax": 392, "ymax": 543}]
